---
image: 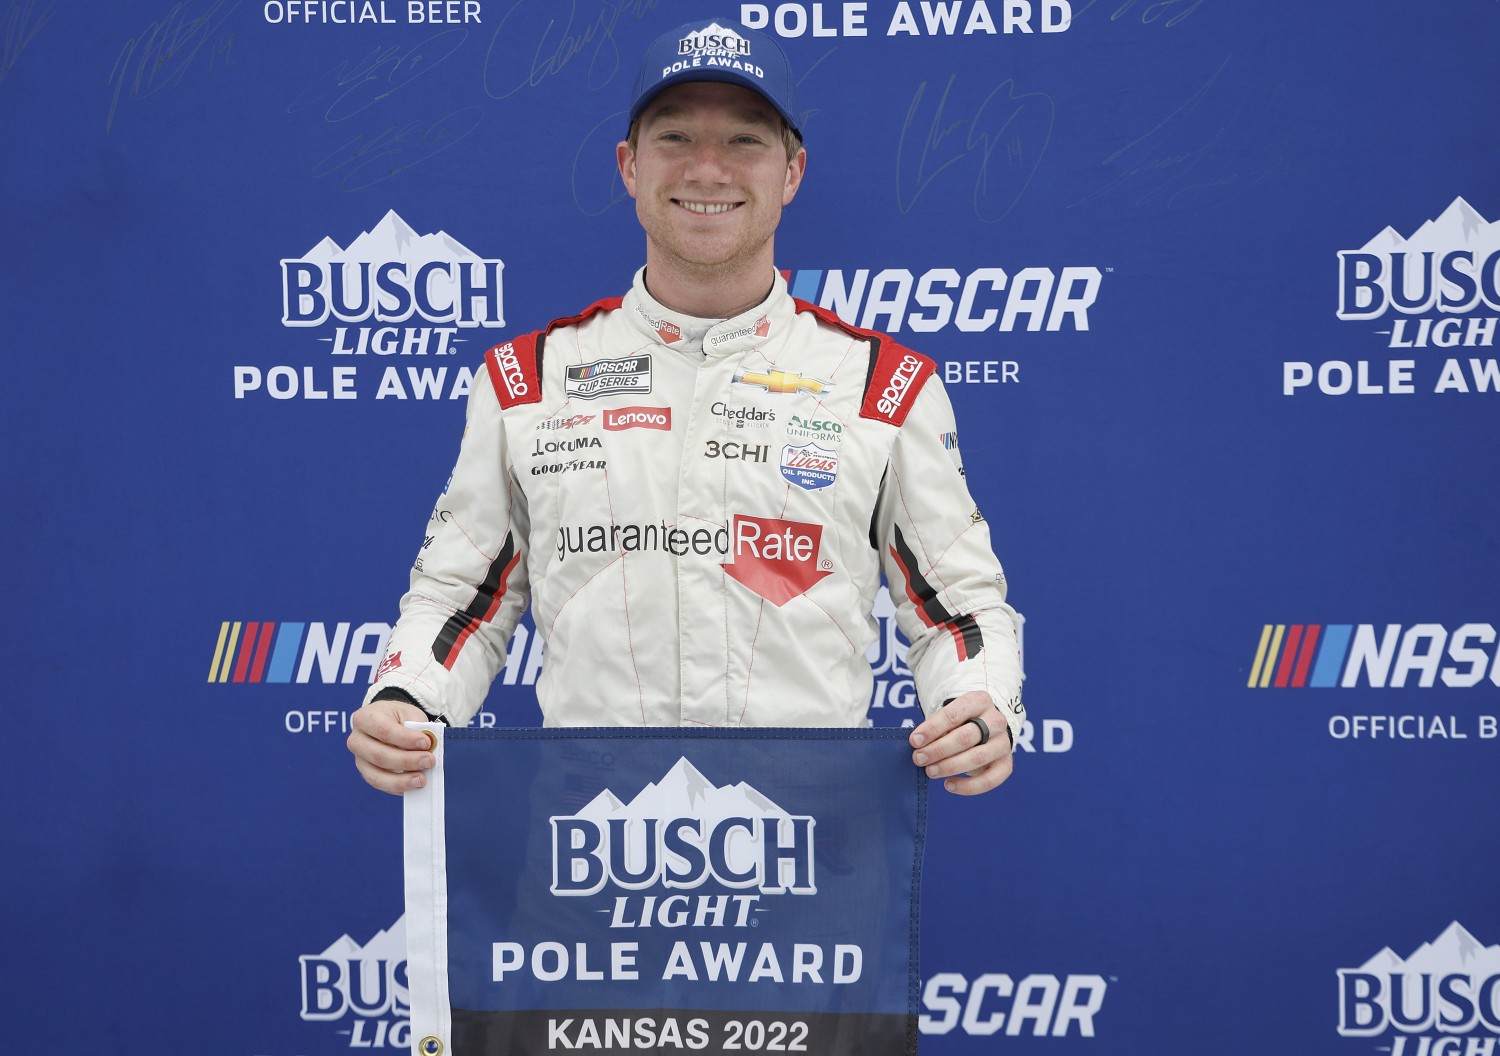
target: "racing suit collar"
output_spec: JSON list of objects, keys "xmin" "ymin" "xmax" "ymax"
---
[{"xmin": 625, "ymin": 267, "xmax": 792, "ymax": 358}]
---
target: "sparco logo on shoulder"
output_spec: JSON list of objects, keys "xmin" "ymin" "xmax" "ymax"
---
[
  {"xmin": 879, "ymin": 354, "xmax": 924, "ymax": 416},
  {"xmin": 492, "ymin": 342, "xmax": 528, "ymax": 399}
]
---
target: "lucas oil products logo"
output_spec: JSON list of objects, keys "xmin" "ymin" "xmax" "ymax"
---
[
  {"xmin": 1337, "ymin": 921, "xmax": 1500, "ymax": 1052},
  {"xmin": 780, "ymin": 443, "xmax": 838, "ymax": 490},
  {"xmin": 299, "ymin": 916, "xmax": 411, "ymax": 1049},
  {"xmin": 1290, "ymin": 197, "xmax": 1500, "ymax": 396},
  {"xmin": 246, "ymin": 211, "xmax": 503, "ymax": 401}
]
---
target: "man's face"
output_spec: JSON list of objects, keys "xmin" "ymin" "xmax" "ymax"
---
[{"xmin": 618, "ymin": 81, "xmax": 806, "ymax": 281}]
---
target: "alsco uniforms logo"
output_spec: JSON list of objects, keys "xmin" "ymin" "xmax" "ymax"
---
[{"xmin": 1248, "ymin": 623, "xmax": 1500, "ymax": 689}]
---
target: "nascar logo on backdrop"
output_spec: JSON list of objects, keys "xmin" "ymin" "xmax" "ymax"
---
[
  {"xmin": 206, "ymin": 616, "xmax": 542, "ymax": 733},
  {"xmin": 1287, "ymin": 197, "xmax": 1500, "ymax": 396},
  {"xmin": 237, "ymin": 210, "xmax": 503, "ymax": 401},
  {"xmin": 1247, "ymin": 622, "xmax": 1500, "ymax": 743},
  {"xmin": 784, "ymin": 265, "xmax": 1104, "ymax": 387}
]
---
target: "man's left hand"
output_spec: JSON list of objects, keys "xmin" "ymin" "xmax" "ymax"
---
[{"xmin": 909, "ymin": 691, "xmax": 1014, "ymax": 796}]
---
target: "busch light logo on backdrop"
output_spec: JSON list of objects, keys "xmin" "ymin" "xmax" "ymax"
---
[
  {"xmin": 1337, "ymin": 922, "xmax": 1500, "ymax": 1053},
  {"xmin": 236, "ymin": 211, "xmax": 503, "ymax": 401},
  {"xmin": 784, "ymin": 265, "xmax": 1103, "ymax": 388},
  {"xmin": 1247, "ymin": 622, "xmax": 1500, "ymax": 744},
  {"xmin": 1288, "ymin": 197, "xmax": 1500, "ymax": 396},
  {"xmin": 299, "ymin": 917, "xmax": 412, "ymax": 1049}
]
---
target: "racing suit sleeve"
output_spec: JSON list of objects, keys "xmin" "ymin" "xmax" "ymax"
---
[
  {"xmin": 361, "ymin": 369, "xmax": 530, "ymax": 727},
  {"xmin": 874, "ymin": 375, "xmax": 1025, "ymax": 746}
]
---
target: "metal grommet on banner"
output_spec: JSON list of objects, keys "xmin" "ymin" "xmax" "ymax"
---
[
  {"xmin": 418, "ymin": 1037, "xmax": 444, "ymax": 1056},
  {"xmin": 420, "ymin": 729, "xmax": 437, "ymax": 752},
  {"xmin": 966, "ymin": 716, "xmax": 991, "ymax": 746}
]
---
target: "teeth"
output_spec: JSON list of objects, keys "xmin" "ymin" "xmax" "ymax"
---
[{"xmin": 679, "ymin": 201, "xmax": 736, "ymax": 214}]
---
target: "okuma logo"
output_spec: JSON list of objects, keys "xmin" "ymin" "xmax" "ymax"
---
[
  {"xmin": 299, "ymin": 916, "xmax": 412, "ymax": 1049},
  {"xmin": 239, "ymin": 211, "xmax": 503, "ymax": 401},
  {"xmin": 551, "ymin": 758, "xmax": 816, "ymax": 897},
  {"xmin": 1337, "ymin": 922, "xmax": 1500, "ymax": 1050}
]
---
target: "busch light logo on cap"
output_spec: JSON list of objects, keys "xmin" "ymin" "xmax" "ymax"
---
[{"xmin": 678, "ymin": 23, "xmax": 753, "ymax": 57}]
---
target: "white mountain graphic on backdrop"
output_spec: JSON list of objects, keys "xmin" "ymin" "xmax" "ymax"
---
[
  {"xmin": 1355, "ymin": 921, "xmax": 1500, "ymax": 975},
  {"xmin": 568, "ymin": 758, "xmax": 792, "ymax": 873},
  {"xmin": 313, "ymin": 916, "xmax": 407, "ymax": 961},
  {"xmin": 301, "ymin": 210, "xmax": 482, "ymax": 265},
  {"xmin": 1358, "ymin": 197, "xmax": 1500, "ymax": 255}
]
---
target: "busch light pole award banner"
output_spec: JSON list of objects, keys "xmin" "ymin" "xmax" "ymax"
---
[{"xmin": 404, "ymin": 727, "xmax": 928, "ymax": 1056}]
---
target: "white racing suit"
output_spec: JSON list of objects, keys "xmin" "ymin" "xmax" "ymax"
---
[{"xmin": 364, "ymin": 269, "xmax": 1024, "ymax": 741}]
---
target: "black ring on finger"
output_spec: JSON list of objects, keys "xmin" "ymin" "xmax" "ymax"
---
[{"xmin": 966, "ymin": 716, "xmax": 991, "ymax": 746}]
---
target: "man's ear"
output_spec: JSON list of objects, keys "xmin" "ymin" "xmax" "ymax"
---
[
  {"xmin": 782, "ymin": 146, "xmax": 807, "ymax": 206},
  {"xmin": 617, "ymin": 141, "xmax": 638, "ymax": 199}
]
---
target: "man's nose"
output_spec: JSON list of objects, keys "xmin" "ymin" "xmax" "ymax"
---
[{"xmin": 682, "ymin": 141, "xmax": 733, "ymax": 182}]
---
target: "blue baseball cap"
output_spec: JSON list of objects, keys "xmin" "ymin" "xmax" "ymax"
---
[{"xmin": 628, "ymin": 18, "xmax": 801, "ymax": 139}]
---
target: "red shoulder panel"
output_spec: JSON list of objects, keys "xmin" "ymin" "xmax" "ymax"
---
[
  {"xmin": 485, "ymin": 334, "xmax": 541, "ymax": 408},
  {"xmin": 544, "ymin": 296, "xmax": 623, "ymax": 335},
  {"xmin": 484, "ymin": 297, "xmax": 625, "ymax": 408},
  {"xmin": 791, "ymin": 300, "xmax": 936, "ymax": 426},
  {"xmin": 859, "ymin": 340, "xmax": 936, "ymax": 426}
]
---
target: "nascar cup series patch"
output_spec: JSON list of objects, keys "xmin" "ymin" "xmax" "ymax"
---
[{"xmin": 404, "ymin": 727, "xmax": 927, "ymax": 1056}]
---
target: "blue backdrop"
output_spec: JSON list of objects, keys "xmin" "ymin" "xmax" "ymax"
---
[{"xmin": 4, "ymin": 1, "xmax": 1498, "ymax": 1053}]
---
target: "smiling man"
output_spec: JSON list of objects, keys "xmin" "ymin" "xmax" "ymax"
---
[{"xmin": 347, "ymin": 18, "xmax": 1025, "ymax": 797}]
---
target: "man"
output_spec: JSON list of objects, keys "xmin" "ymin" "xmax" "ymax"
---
[{"xmin": 347, "ymin": 18, "xmax": 1023, "ymax": 797}]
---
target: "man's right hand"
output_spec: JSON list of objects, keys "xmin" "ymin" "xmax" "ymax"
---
[{"xmin": 347, "ymin": 697, "xmax": 437, "ymax": 795}]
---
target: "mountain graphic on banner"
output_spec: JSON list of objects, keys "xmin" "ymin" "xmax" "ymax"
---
[
  {"xmin": 573, "ymin": 757, "xmax": 790, "ymax": 826},
  {"xmin": 1356, "ymin": 921, "xmax": 1500, "ymax": 974}
]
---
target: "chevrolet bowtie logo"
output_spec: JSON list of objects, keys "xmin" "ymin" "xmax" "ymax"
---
[{"xmin": 732, "ymin": 368, "xmax": 832, "ymax": 396}]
